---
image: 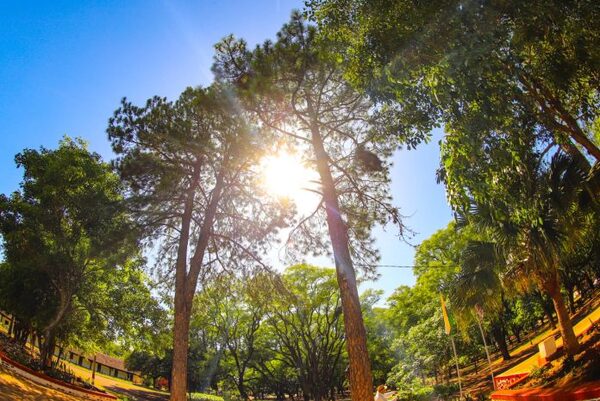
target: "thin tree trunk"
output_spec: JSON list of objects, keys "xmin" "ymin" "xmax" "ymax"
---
[
  {"xmin": 53, "ymin": 347, "xmax": 64, "ymax": 369},
  {"xmin": 567, "ymin": 288, "xmax": 576, "ymax": 314},
  {"xmin": 536, "ymin": 291, "xmax": 557, "ymax": 329},
  {"xmin": 237, "ymin": 372, "xmax": 248, "ymax": 401},
  {"xmin": 490, "ymin": 323, "xmax": 510, "ymax": 361},
  {"xmin": 40, "ymin": 331, "xmax": 56, "ymax": 369},
  {"xmin": 310, "ymin": 124, "xmax": 373, "ymax": 401},
  {"xmin": 8, "ymin": 315, "xmax": 14, "ymax": 338}
]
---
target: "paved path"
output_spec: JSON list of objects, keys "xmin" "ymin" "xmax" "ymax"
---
[{"xmin": 497, "ymin": 304, "xmax": 600, "ymax": 378}]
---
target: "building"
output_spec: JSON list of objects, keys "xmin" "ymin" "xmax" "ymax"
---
[
  {"xmin": 0, "ymin": 310, "xmax": 142, "ymax": 385},
  {"xmin": 63, "ymin": 349, "xmax": 142, "ymax": 384}
]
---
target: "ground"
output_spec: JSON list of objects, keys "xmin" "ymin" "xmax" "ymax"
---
[
  {"xmin": 0, "ymin": 365, "xmax": 82, "ymax": 401},
  {"xmin": 65, "ymin": 361, "xmax": 169, "ymax": 400},
  {"xmin": 459, "ymin": 298, "xmax": 600, "ymax": 398},
  {"xmin": 0, "ymin": 357, "xmax": 170, "ymax": 401}
]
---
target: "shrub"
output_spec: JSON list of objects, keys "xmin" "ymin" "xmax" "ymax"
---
[
  {"xmin": 433, "ymin": 383, "xmax": 459, "ymax": 400},
  {"xmin": 188, "ymin": 392, "xmax": 225, "ymax": 401}
]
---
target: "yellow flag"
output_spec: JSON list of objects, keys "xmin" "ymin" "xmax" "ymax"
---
[{"xmin": 440, "ymin": 295, "xmax": 451, "ymax": 335}]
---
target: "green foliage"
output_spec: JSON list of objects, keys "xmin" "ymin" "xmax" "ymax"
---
[
  {"xmin": 0, "ymin": 137, "xmax": 162, "ymax": 363},
  {"xmin": 108, "ymin": 84, "xmax": 291, "ymax": 398},
  {"xmin": 310, "ymin": 0, "xmax": 600, "ymax": 160},
  {"xmin": 190, "ymin": 273, "xmax": 267, "ymax": 397},
  {"xmin": 188, "ymin": 392, "xmax": 225, "ymax": 401},
  {"xmin": 361, "ymin": 290, "xmax": 396, "ymax": 385},
  {"xmin": 257, "ymin": 265, "xmax": 347, "ymax": 401}
]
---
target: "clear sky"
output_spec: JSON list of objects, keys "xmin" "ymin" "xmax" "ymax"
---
[{"xmin": 0, "ymin": 1, "xmax": 453, "ymax": 302}]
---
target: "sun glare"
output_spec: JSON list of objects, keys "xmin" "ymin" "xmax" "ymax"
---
[{"xmin": 261, "ymin": 151, "xmax": 318, "ymax": 212}]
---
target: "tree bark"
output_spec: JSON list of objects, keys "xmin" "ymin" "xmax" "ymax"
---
[
  {"xmin": 490, "ymin": 322, "xmax": 510, "ymax": 361},
  {"xmin": 310, "ymin": 125, "xmax": 373, "ymax": 401},
  {"xmin": 170, "ymin": 293, "xmax": 192, "ymax": 401},
  {"xmin": 8, "ymin": 315, "xmax": 14, "ymax": 338},
  {"xmin": 514, "ymin": 68, "xmax": 600, "ymax": 161},
  {"xmin": 170, "ymin": 164, "xmax": 201, "ymax": 401},
  {"xmin": 170, "ymin": 165, "xmax": 224, "ymax": 401},
  {"xmin": 536, "ymin": 291, "xmax": 557, "ymax": 329},
  {"xmin": 237, "ymin": 371, "xmax": 248, "ymax": 401},
  {"xmin": 544, "ymin": 276, "xmax": 580, "ymax": 356},
  {"xmin": 40, "ymin": 331, "xmax": 56, "ymax": 369}
]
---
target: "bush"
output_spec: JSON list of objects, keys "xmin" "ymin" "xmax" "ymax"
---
[
  {"xmin": 432, "ymin": 383, "xmax": 459, "ymax": 400},
  {"xmin": 188, "ymin": 392, "xmax": 225, "ymax": 401},
  {"xmin": 393, "ymin": 387, "xmax": 433, "ymax": 401}
]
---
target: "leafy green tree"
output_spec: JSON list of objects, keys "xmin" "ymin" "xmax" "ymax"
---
[
  {"xmin": 191, "ymin": 273, "xmax": 266, "ymax": 400},
  {"xmin": 108, "ymin": 85, "xmax": 289, "ymax": 401},
  {"xmin": 126, "ymin": 350, "xmax": 173, "ymax": 388},
  {"xmin": 360, "ymin": 290, "xmax": 396, "ymax": 386},
  {"xmin": 449, "ymin": 241, "xmax": 513, "ymax": 360},
  {"xmin": 458, "ymin": 151, "xmax": 595, "ymax": 356},
  {"xmin": 387, "ymin": 291, "xmax": 451, "ymax": 389},
  {"xmin": 309, "ymin": 0, "xmax": 600, "ymax": 160},
  {"xmin": 0, "ymin": 138, "xmax": 144, "ymax": 367},
  {"xmin": 212, "ymin": 14, "xmax": 421, "ymax": 400},
  {"xmin": 256, "ymin": 265, "xmax": 346, "ymax": 401}
]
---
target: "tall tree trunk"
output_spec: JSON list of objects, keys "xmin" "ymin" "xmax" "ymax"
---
[
  {"xmin": 40, "ymin": 287, "xmax": 71, "ymax": 366},
  {"xmin": 171, "ymin": 290, "xmax": 192, "ymax": 401},
  {"xmin": 310, "ymin": 125, "xmax": 373, "ymax": 401},
  {"xmin": 542, "ymin": 274, "xmax": 579, "ymax": 356},
  {"xmin": 567, "ymin": 287, "xmax": 576, "ymax": 314},
  {"xmin": 170, "ymin": 166, "xmax": 223, "ymax": 401},
  {"xmin": 513, "ymin": 326, "xmax": 522, "ymax": 343}
]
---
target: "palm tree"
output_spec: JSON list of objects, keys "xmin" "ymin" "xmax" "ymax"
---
[
  {"xmin": 459, "ymin": 151, "xmax": 596, "ymax": 357},
  {"xmin": 449, "ymin": 240, "xmax": 512, "ymax": 360}
]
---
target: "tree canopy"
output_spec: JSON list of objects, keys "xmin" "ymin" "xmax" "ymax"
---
[
  {"xmin": 0, "ymin": 137, "xmax": 162, "ymax": 366},
  {"xmin": 309, "ymin": 0, "xmax": 600, "ymax": 161}
]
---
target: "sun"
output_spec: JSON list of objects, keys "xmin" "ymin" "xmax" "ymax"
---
[{"xmin": 261, "ymin": 151, "xmax": 318, "ymax": 211}]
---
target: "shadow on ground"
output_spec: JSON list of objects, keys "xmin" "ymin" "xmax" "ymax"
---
[{"xmin": 105, "ymin": 385, "xmax": 169, "ymax": 401}]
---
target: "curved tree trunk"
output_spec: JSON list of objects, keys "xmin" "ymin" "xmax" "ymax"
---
[
  {"xmin": 541, "ymin": 272, "xmax": 579, "ymax": 357},
  {"xmin": 310, "ymin": 124, "xmax": 373, "ymax": 401}
]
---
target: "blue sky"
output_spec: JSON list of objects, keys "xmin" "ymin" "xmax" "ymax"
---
[{"xmin": 0, "ymin": 1, "xmax": 453, "ymax": 302}]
